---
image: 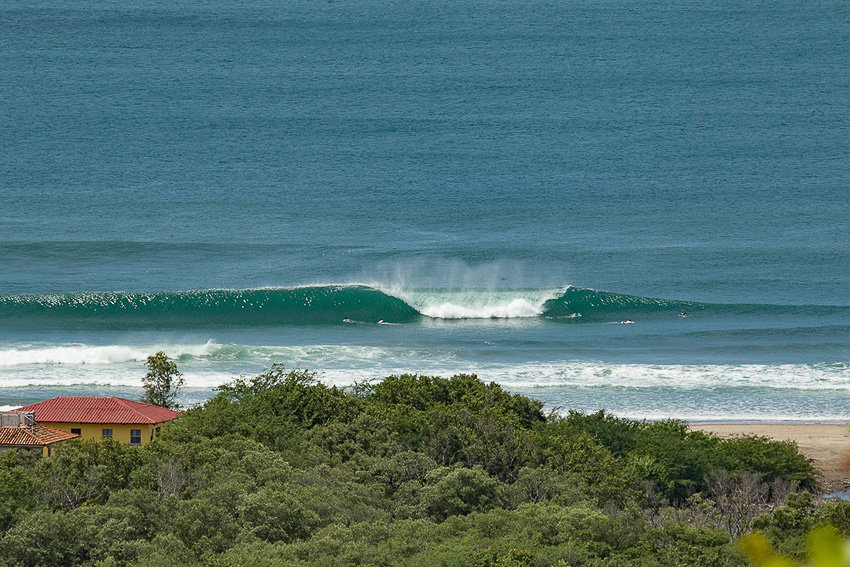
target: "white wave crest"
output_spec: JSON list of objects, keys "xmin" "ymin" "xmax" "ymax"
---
[
  {"xmin": 0, "ymin": 341, "xmax": 219, "ymax": 366},
  {"xmin": 390, "ymin": 287, "xmax": 565, "ymax": 319},
  {"xmin": 420, "ymin": 298, "xmax": 544, "ymax": 319}
]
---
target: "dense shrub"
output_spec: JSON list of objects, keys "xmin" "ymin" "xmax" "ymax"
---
[{"xmin": 0, "ymin": 370, "xmax": 830, "ymax": 567}]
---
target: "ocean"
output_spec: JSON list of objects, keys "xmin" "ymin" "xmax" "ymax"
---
[{"xmin": 2, "ymin": 0, "xmax": 848, "ymax": 421}]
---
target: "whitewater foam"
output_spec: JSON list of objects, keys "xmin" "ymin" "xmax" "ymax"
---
[
  {"xmin": 482, "ymin": 362, "xmax": 850, "ymax": 391},
  {"xmin": 310, "ymin": 361, "xmax": 850, "ymax": 392},
  {"xmin": 392, "ymin": 287, "xmax": 565, "ymax": 319},
  {"xmin": 0, "ymin": 341, "xmax": 219, "ymax": 366},
  {"xmin": 1, "ymin": 340, "xmax": 847, "ymax": 393},
  {"xmin": 1, "ymin": 345, "xmax": 847, "ymax": 421},
  {"xmin": 607, "ymin": 411, "xmax": 850, "ymax": 423}
]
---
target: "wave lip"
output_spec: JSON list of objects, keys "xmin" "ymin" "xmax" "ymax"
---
[
  {"xmin": 0, "ymin": 285, "xmax": 420, "ymax": 329},
  {"xmin": 540, "ymin": 287, "xmax": 700, "ymax": 319}
]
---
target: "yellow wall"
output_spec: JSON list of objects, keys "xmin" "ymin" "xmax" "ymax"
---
[
  {"xmin": 40, "ymin": 422, "xmax": 167, "ymax": 446},
  {"xmin": 2, "ymin": 445, "xmax": 60, "ymax": 457}
]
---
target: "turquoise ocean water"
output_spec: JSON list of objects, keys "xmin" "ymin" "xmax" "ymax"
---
[{"xmin": 2, "ymin": 0, "xmax": 849, "ymax": 421}]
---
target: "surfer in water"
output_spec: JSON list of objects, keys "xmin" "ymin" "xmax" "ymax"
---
[
  {"xmin": 620, "ymin": 319, "xmax": 634, "ymax": 325},
  {"xmin": 679, "ymin": 310, "xmax": 687, "ymax": 318},
  {"xmin": 343, "ymin": 317, "xmax": 353, "ymax": 323}
]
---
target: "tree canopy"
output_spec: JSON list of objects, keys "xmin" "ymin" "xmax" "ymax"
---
[
  {"xmin": 0, "ymin": 369, "xmax": 839, "ymax": 567},
  {"xmin": 141, "ymin": 351, "xmax": 184, "ymax": 409}
]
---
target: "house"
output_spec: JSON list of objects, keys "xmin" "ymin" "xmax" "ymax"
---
[
  {"xmin": 16, "ymin": 396, "xmax": 182, "ymax": 446},
  {"xmin": 0, "ymin": 410, "xmax": 79, "ymax": 456}
]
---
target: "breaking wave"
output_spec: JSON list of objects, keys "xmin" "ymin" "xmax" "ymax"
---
[
  {"xmin": 0, "ymin": 341, "xmax": 220, "ymax": 367},
  {"xmin": 0, "ymin": 285, "xmax": 842, "ymax": 329}
]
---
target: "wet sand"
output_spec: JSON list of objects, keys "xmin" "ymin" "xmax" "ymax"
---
[{"xmin": 692, "ymin": 423, "xmax": 850, "ymax": 493}]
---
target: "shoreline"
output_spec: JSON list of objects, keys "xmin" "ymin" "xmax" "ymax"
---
[{"xmin": 691, "ymin": 422, "xmax": 850, "ymax": 494}]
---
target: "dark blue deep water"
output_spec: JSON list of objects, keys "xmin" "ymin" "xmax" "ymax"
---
[{"xmin": 2, "ymin": 0, "xmax": 849, "ymax": 420}]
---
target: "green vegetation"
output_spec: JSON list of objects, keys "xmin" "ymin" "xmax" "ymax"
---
[
  {"xmin": 0, "ymin": 366, "xmax": 844, "ymax": 566},
  {"xmin": 141, "ymin": 351, "xmax": 184, "ymax": 409},
  {"xmin": 739, "ymin": 525, "xmax": 850, "ymax": 567}
]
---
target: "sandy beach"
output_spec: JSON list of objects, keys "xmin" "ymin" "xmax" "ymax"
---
[{"xmin": 693, "ymin": 423, "xmax": 850, "ymax": 493}]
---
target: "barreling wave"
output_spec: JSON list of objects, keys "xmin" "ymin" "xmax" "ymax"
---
[
  {"xmin": 0, "ymin": 285, "xmax": 842, "ymax": 330},
  {"xmin": 541, "ymin": 287, "xmax": 704, "ymax": 319},
  {"xmin": 0, "ymin": 286, "xmax": 419, "ymax": 329}
]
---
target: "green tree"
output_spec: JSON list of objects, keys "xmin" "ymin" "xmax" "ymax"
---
[{"xmin": 142, "ymin": 351, "xmax": 184, "ymax": 409}]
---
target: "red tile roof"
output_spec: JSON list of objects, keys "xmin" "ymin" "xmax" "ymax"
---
[
  {"xmin": 0, "ymin": 424, "xmax": 78, "ymax": 446},
  {"xmin": 16, "ymin": 397, "xmax": 183, "ymax": 425}
]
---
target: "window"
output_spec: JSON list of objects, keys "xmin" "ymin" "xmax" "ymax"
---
[
  {"xmin": 102, "ymin": 429, "xmax": 113, "ymax": 438},
  {"xmin": 70, "ymin": 428, "xmax": 81, "ymax": 435},
  {"xmin": 130, "ymin": 429, "xmax": 142, "ymax": 446}
]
